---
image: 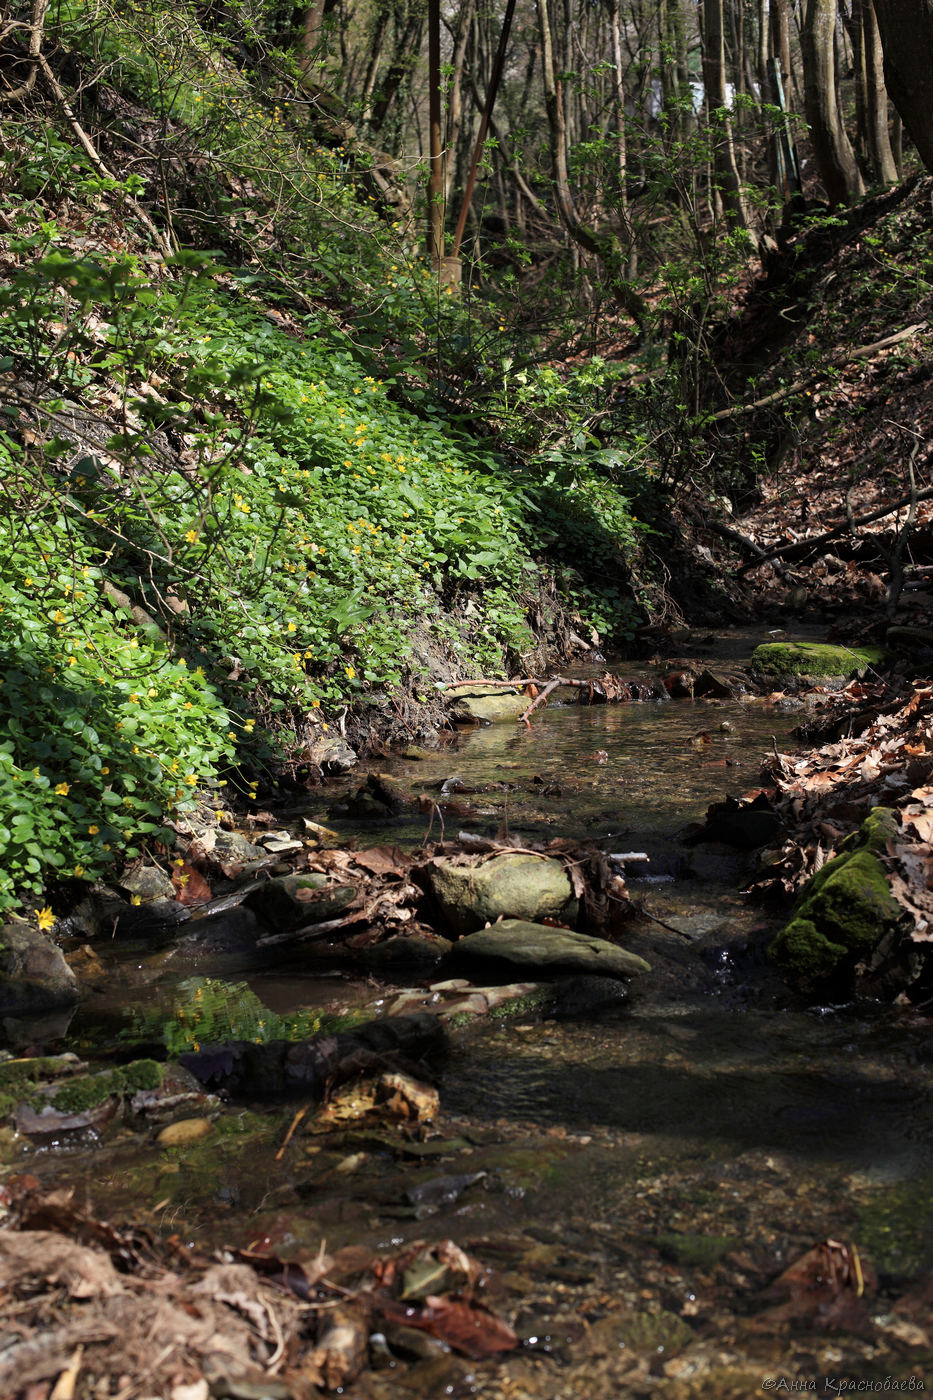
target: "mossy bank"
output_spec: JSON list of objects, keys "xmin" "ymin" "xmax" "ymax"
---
[{"xmin": 769, "ymin": 808, "xmax": 903, "ymax": 987}]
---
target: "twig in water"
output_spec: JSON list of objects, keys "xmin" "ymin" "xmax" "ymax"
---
[{"xmin": 275, "ymin": 1104, "xmax": 308, "ymax": 1161}]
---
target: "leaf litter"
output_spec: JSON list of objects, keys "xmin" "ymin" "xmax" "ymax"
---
[{"xmin": 0, "ymin": 1175, "xmax": 517, "ymax": 1399}]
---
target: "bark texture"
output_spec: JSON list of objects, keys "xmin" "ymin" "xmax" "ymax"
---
[{"xmin": 873, "ymin": 0, "xmax": 933, "ymax": 175}]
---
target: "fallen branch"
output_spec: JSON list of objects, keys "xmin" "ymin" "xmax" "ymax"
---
[
  {"xmin": 518, "ymin": 677, "xmax": 614, "ymax": 723},
  {"xmin": 37, "ymin": 53, "xmax": 173, "ymax": 255},
  {"xmin": 255, "ymin": 912, "xmax": 357, "ymax": 949},
  {"xmin": 710, "ymin": 322, "xmax": 927, "ymax": 422},
  {"xmin": 0, "ymin": 0, "xmax": 49, "ymax": 101},
  {"xmin": 737, "ymin": 480, "xmax": 933, "ymax": 575},
  {"xmin": 440, "ymin": 678, "xmax": 538, "ymax": 689}
]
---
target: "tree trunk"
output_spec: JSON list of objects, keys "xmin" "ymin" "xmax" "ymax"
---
[
  {"xmin": 359, "ymin": 11, "xmax": 391, "ymax": 125},
  {"xmin": 872, "ymin": 0, "xmax": 933, "ymax": 175},
  {"xmin": 862, "ymin": 0, "xmax": 898, "ymax": 183},
  {"xmin": 800, "ymin": 0, "xmax": 865, "ymax": 202},
  {"xmin": 368, "ymin": 2, "xmax": 426, "ymax": 148},
  {"xmin": 769, "ymin": 0, "xmax": 797, "ymax": 106},
  {"xmin": 537, "ymin": 0, "xmax": 647, "ymax": 326},
  {"xmin": 700, "ymin": 0, "xmax": 750, "ymax": 230},
  {"xmin": 443, "ymin": 0, "xmax": 475, "ymax": 199},
  {"xmin": 605, "ymin": 0, "xmax": 637, "ymax": 274}
]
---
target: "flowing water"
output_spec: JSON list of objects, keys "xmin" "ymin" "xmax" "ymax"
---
[{"xmin": 7, "ymin": 641, "xmax": 933, "ymax": 1396}]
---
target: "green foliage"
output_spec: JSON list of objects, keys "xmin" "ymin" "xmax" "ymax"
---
[
  {"xmin": 123, "ymin": 976, "xmax": 330, "ymax": 1055},
  {"xmin": 0, "ymin": 485, "xmax": 234, "ymax": 911},
  {"xmin": 0, "ymin": 2, "xmax": 653, "ymax": 915}
]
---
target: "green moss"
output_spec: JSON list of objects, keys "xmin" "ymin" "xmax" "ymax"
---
[
  {"xmin": 769, "ymin": 809, "xmax": 902, "ymax": 985},
  {"xmin": 840, "ymin": 805, "xmax": 899, "ymax": 855},
  {"xmin": 856, "ymin": 1178, "xmax": 933, "ymax": 1280},
  {"xmin": 0, "ymin": 1055, "xmax": 78, "ymax": 1092},
  {"xmin": 750, "ymin": 641, "xmax": 885, "ymax": 680},
  {"xmin": 50, "ymin": 1069, "xmax": 124, "ymax": 1113},
  {"xmin": 0, "ymin": 1058, "xmax": 165, "ymax": 1118},
  {"xmin": 121, "ymin": 1058, "xmax": 163, "ymax": 1091},
  {"xmin": 769, "ymin": 917, "xmax": 849, "ymax": 981},
  {"xmin": 487, "ymin": 988, "xmax": 553, "ymax": 1019},
  {"xmin": 0, "ymin": 1055, "xmax": 82, "ymax": 1117}
]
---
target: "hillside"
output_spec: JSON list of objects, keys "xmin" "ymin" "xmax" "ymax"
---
[{"xmin": 0, "ymin": 8, "xmax": 654, "ymax": 913}]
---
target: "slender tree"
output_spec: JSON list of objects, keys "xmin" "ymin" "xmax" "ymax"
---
[
  {"xmin": 861, "ymin": 0, "xmax": 898, "ymax": 183},
  {"xmin": 699, "ymin": 0, "xmax": 750, "ymax": 230}
]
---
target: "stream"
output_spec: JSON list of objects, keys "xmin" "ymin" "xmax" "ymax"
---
[{"xmin": 6, "ymin": 634, "xmax": 933, "ymax": 1397}]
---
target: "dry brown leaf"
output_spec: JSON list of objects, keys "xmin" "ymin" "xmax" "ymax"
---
[{"xmin": 0, "ymin": 1231, "xmax": 124, "ymax": 1299}]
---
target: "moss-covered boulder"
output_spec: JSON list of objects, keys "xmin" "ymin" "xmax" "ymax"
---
[
  {"xmin": 750, "ymin": 641, "xmax": 885, "ymax": 685},
  {"xmin": 769, "ymin": 807, "xmax": 903, "ymax": 987}
]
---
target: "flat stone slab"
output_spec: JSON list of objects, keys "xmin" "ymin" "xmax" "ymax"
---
[
  {"xmin": 453, "ymin": 920, "xmax": 650, "ymax": 978},
  {"xmin": 449, "ymin": 690, "xmax": 529, "ymax": 723}
]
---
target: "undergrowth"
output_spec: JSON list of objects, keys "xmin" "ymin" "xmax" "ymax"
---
[{"xmin": 0, "ymin": 111, "xmax": 648, "ymax": 911}]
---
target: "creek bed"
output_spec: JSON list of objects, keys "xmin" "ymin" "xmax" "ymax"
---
[{"xmin": 5, "ymin": 638, "xmax": 933, "ymax": 1397}]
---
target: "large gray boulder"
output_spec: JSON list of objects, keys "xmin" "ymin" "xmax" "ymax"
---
[
  {"xmin": 427, "ymin": 854, "xmax": 578, "ymax": 933},
  {"xmin": 451, "ymin": 919, "xmax": 650, "ymax": 979},
  {"xmin": 0, "ymin": 922, "xmax": 79, "ymax": 1014}
]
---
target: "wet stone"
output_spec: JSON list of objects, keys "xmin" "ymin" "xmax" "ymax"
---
[
  {"xmin": 450, "ymin": 920, "xmax": 650, "ymax": 979},
  {"xmin": 118, "ymin": 865, "xmax": 175, "ymax": 901},
  {"xmin": 428, "ymin": 853, "xmax": 578, "ymax": 933},
  {"xmin": 245, "ymin": 873, "xmax": 358, "ymax": 930},
  {"xmin": 549, "ymin": 974, "xmax": 630, "ymax": 1018},
  {"xmin": 360, "ymin": 934, "xmax": 452, "ymax": 970},
  {"xmin": 0, "ymin": 922, "xmax": 79, "ymax": 1014}
]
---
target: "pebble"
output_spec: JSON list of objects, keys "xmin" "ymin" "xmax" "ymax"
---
[{"xmin": 156, "ymin": 1117, "xmax": 213, "ymax": 1146}]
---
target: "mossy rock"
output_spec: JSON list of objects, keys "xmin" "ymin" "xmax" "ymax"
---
[
  {"xmin": 750, "ymin": 641, "xmax": 885, "ymax": 683},
  {"xmin": 769, "ymin": 807, "xmax": 902, "ymax": 987},
  {"xmin": 0, "ymin": 1057, "xmax": 163, "ymax": 1122}
]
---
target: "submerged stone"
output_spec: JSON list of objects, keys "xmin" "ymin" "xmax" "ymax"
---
[
  {"xmin": 447, "ymin": 684, "xmax": 529, "ymax": 724},
  {"xmin": 656, "ymin": 1231, "xmax": 738, "ymax": 1267},
  {"xmin": 451, "ymin": 920, "xmax": 650, "ymax": 978},
  {"xmin": 428, "ymin": 853, "xmax": 578, "ymax": 933},
  {"xmin": 157, "ymin": 1116, "xmax": 214, "ymax": 1146},
  {"xmin": 769, "ymin": 807, "xmax": 903, "ymax": 986}
]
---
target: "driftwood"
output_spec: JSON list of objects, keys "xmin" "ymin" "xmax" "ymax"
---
[
  {"xmin": 441, "ymin": 674, "xmax": 662, "ymax": 724},
  {"xmin": 710, "ymin": 322, "xmax": 927, "ymax": 422},
  {"xmin": 737, "ymin": 480, "xmax": 933, "ymax": 576},
  {"xmin": 516, "ymin": 675, "xmax": 656, "ymax": 723}
]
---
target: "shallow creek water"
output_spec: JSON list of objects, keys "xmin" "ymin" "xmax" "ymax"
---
[{"xmin": 12, "ymin": 641, "xmax": 933, "ymax": 1396}]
